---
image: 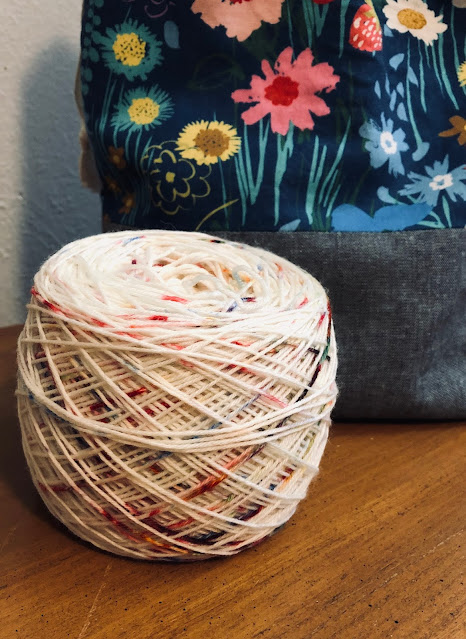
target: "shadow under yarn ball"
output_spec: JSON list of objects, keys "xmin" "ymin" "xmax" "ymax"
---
[{"xmin": 16, "ymin": 230, "xmax": 337, "ymax": 560}]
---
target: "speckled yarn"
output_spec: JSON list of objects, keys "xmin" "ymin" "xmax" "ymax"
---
[{"xmin": 17, "ymin": 230, "xmax": 337, "ymax": 560}]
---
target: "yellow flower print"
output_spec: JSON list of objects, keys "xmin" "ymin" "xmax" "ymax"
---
[
  {"xmin": 128, "ymin": 97, "xmax": 160, "ymax": 126},
  {"xmin": 458, "ymin": 62, "xmax": 466, "ymax": 88},
  {"xmin": 112, "ymin": 87, "xmax": 174, "ymax": 133},
  {"xmin": 113, "ymin": 33, "xmax": 146, "ymax": 67},
  {"xmin": 141, "ymin": 141, "xmax": 211, "ymax": 215},
  {"xmin": 176, "ymin": 120, "xmax": 241, "ymax": 166},
  {"xmin": 96, "ymin": 19, "xmax": 163, "ymax": 81}
]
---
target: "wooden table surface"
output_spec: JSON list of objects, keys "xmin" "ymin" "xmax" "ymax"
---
[{"xmin": 0, "ymin": 324, "xmax": 464, "ymax": 639}]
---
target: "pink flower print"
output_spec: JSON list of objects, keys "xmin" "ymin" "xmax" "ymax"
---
[
  {"xmin": 231, "ymin": 48, "xmax": 340, "ymax": 135},
  {"xmin": 191, "ymin": 0, "xmax": 286, "ymax": 42}
]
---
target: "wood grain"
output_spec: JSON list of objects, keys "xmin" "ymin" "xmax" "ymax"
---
[{"xmin": 1, "ymin": 325, "xmax": 464, "ymax": 639}]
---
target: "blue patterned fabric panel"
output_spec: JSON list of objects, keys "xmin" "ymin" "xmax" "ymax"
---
[{"xmin": 80, "ymin": 0, "xmax": 466, "ymax": 232}]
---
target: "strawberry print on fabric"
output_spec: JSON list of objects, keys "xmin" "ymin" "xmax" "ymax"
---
[{"xmin": 349, "ymin": 1, "xmax": 383, "ymax": 51}]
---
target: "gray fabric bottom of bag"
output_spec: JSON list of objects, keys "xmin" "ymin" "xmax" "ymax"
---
[{"xmin": 104, "ymin": 223, "xmax": 466, "ymax": 421}]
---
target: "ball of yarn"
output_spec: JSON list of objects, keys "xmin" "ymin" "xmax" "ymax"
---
[{"xmin": 17, "ymin": 230, "xmax": 338, "ymax": 560}]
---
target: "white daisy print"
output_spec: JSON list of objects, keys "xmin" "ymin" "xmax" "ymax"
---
[{"xmin": 383, "ymin": 0, "xmax": 448, "ymax": 45}]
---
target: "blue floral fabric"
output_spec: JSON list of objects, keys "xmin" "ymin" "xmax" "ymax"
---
[{"xmin": 80, "ymin": 0, "xmax": 466, "ymax": 232}]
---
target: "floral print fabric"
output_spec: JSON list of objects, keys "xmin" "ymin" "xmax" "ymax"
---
[{"xmin": 80, "ymin": 0, "xmax": 466, "ymax": 232}]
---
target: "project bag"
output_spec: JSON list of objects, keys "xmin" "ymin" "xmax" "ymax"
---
[{"xmin": 77, "ymin": 0, "xmax": 466, "ymax": 419}]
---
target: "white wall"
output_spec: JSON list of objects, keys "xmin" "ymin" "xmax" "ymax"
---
[{"xmin": 0, "ymin": 0, "xmax": 100, "ymax": 326}]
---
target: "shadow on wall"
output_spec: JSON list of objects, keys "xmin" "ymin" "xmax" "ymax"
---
[{"xmin": 19, "ymin": 40, "xmax": 100, "ymax": 319}]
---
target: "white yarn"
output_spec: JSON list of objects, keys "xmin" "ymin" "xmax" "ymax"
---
[{"xmin": 17, "ymin": 230, "xmax": 337, "ymax": 560}]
